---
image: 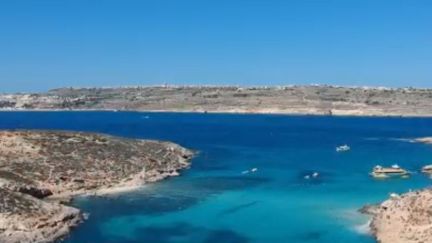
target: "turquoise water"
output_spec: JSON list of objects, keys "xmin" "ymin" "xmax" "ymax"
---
[{"xmin": 1, "ymin": 112, "xmax": 432, "ymax": 243}]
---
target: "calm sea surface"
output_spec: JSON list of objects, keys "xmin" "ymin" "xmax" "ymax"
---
[{"xmin": 1, "ymin": 112, "xmax": 432, "ymax": 243}]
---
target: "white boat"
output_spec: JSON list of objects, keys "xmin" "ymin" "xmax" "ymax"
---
[
  {"xmin": 421, "ymin": 164, "xmax": 432, "ymax": 174},
  {"xmin": 304, "ymin": 172, "xmax": 319, "ymax": 180},
  {"xmin": 336, "ymin": 145, "xmax": 350, "ymax": 152},
  {"xmin": 241, "ymin": 167, "xmax": 258, "ymax": 175}
]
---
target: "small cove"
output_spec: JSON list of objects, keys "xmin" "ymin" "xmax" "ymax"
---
[{"xmin": 1, "ymin": 111, "xmax": 432, "ymax": 243}]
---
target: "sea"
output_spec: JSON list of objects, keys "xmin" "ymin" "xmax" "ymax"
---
[{"xmin": 1, "ymin": 111, "xmax": 432, "ymax": 243}]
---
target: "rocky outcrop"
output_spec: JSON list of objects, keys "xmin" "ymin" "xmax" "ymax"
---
[
  {"xmin": 363, "ymin": 189, "xmax": 432, "ymax": 243},
  {"xmin": 358, "ymin": 204, "xmax": 380, "ymax": 215},
  {"xmin": 18, "ymin": 186, "xmax": 53, "ymax": 199},
  {"xmin": 0, "ymin": 131, "xmax": 193, "ymax": 243},
  {"xmin": 0, "ymin": 188, "xmax": 82, "ymax": 243}
]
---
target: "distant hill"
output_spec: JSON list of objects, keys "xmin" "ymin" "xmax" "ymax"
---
[{"xmin": 1, "ymin": 85, "xmax": 432, "ymax": 116}]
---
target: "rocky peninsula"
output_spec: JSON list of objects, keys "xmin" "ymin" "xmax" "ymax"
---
[
  {"xmin": 363, "ymin": 189, "xmax": 432, "ymax": 243},
  {"xmin": 0, "ymin": 131, "xmax": 193, "ymax": 243},
  {"xmin": 2, "ymin": 85, "xmax": 432, "ymax": 116}
]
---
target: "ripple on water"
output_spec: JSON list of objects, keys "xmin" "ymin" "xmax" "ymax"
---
[
  {"xmin": 192, "ymin": 176, "xmax": 270, "ymax": 192},
  {"xmin": 292, "ymin": 231, "xmax": 324, "ymax": 242},
  {"xmin": 218, "ymin": 201, "xmax": 260, "ymax": 216},
  {"xmin": 204, "ymin": 229, "xmax": 249, "ymax": 243},
  {"xmin": 73, "ymin": 193, "xmax": 199, "ymax": 219},
  {"xmin": 73, "ymin": 175, "xmax": 270, "ymax": 220},
  {"xmin": 99, "ymin": 222, "xmax": 250, "ymax": 243}
]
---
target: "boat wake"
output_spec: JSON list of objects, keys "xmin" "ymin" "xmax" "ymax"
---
[
  {"xmin": 388, "ymin": 138, "xmax": 415, "ymax": 143},
  {"xmin": 364, "ymin": 137, "xmax": 418, "ymax": 143}
]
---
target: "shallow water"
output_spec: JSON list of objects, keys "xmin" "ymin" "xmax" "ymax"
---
[{"xmin": 1, "ymin": 112, "xmax": 432, "ymax": 243}]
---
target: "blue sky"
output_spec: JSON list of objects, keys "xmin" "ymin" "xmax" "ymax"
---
[{"xmin": 0, "ymin": 0, "xmax": 431, "ymax": 92}]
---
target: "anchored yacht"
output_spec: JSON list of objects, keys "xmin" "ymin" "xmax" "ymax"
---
[{"xmin": 370, "ymin": 164, "xmax": 409, "ymax": 178}]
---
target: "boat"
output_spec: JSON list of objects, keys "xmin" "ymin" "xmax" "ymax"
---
[
  {"xmin": 421, "ymin": 165, "xmax": 432, "ymax": 174},
  {"xmin": 241, "ymin": 167, "xmax": 258, "ymax": 175},
  {"xmin": 303, "ymin": 171, "xmax": 319, "ymax": 180},
  {"xmin": 370, "ymin": 164, "xmax": 409, "ymax": 178},
  {"xmin": 336, "ymin": 145, "xmax": 350, "ymax": 152}
]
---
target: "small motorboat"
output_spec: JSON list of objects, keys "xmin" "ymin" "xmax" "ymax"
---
[
  {"xmin": 241, "ymin": 167, "xmax": 258, "ymax": 175},
  {"xmin": 304, "ymin": 171, "xmax": 319, "ymax": 180},
  {"xmin": 336, "ymin": 145, "xmax": 350, "ymax": 152}
]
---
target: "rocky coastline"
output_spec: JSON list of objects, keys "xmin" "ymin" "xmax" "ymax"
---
[
  {"xmin": 361, "ymin": 189, "xmax": 432, "ymax": 243},
  {"xmin": 0, "ymin": 131, "xmax": 193, "ymax": 243}
]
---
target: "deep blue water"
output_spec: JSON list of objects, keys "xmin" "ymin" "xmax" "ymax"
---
[{"xmin": 1, "ymin": 112, "xmax": 432, "ymax": 243}]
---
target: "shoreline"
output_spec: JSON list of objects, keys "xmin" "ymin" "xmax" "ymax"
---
[
  {"xmin": 49, "ymin": 168, "xmax": 187, "ymax": 202},
  {"xmin": 3, "ymin": 85, "xmax": 432, "ymax": 118},
  {"xmin": 2, "ymin": 108, "xmax": 432, "ymax": 118},
  {"xmin": 0, "ymin": 131, "xmax": 194, "ymax": 243},
  {"xmin": 42, "ymin": 168, "xmax": 189, "ymax": 243}
]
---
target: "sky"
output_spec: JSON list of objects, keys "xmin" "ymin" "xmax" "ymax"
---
[{"xmin": 0, "ymin": 0, "xmax": 431, "ymax": 92}]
